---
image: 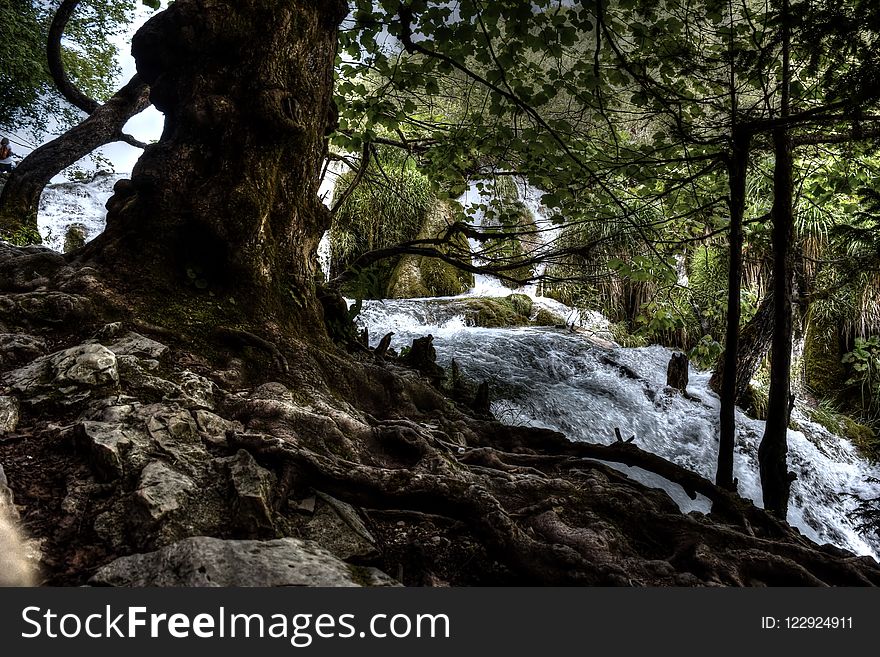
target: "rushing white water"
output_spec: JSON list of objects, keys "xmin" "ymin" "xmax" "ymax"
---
[
  {"xmin": 356, "ymin": 297, "xmax": 880, "ymax": 560},
  {"xmin": 37, "ymin": 171, "xmax": 125, "ymax": 251}
]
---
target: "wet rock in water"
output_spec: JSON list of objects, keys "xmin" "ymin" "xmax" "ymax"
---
[
  {"xmin": 62, "ymin": 224, "xmax": 88, "ymax": 254},
  {"xmin": 666, "ymin": 352, "xmax": 689, "ymax": 393},
  {"xmin": 402, "ymin": 335, "xmax": 444, "ymax": 382},
  {"xmin": 89, "ymin": 536, "xmax": 399, "ymax": 587},
  {"xmin": 3, "ymin": 343, "xmax": 118, "ymax": 406},
  {"xmin": 472, "ymin": 381, "xmax": 492, "ymax": 417},
  {"xmin": 374, "ymin": 331, "xmax": 393, "ymax": 358}
]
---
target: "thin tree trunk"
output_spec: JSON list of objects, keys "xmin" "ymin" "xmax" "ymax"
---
[
  {"xmin": 48, "ymin": 0, "xmax": 99, "ymax": 115},
  {"xmin": 716, "ymin": 128, "xmax": 750, "ymax": 491},
  {"xmin": 0, "ymin": 76, "xmax": 150, "ymax": 237},
  {"xmin": 759, "ymin": 0, "xmax": 795, "ymax": 519}
]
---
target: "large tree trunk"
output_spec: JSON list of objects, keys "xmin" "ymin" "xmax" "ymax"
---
[
  {"xmin": 709, "ymin": 291, "xmax": 774, "ymax": 404},
  {"xmin": 716, "ymin": 128, "xmax": 750, "ymax": 492},
  {"xmin": 0, "ymin": 76, "xmax": 150, "ymax": 237},
  {"xmin": 81, "ymin": 0, "xmax": 348, "ymax": 335}
]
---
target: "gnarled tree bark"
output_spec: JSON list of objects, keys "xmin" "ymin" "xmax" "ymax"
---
[{"xmin": 81, "ymin": 0, "xmax": 348, "ymax": 334}]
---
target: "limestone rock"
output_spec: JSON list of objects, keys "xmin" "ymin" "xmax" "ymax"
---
[
  {"xmin": 193, "ymin": 409, "xmax": 240, "ymax": 447},
  {"xmin": 89, "ymin": 536, "xmax": 399, "ymax": 587},
  {"xmin": 0, "ymin": 396, "xmax": 19, "ymax": 433},
  {"xmin": 135, "ymin": 461, "xmax": 195, "ymax": 521},
  {"xmin": 222, "ymin": 449, "xmax": 276, "ymax": 535},
  {"xmin": 116, "ymin": 355, "xmax": 181, "ymax": 401},
  {"xmin": 3, "ymin": 344, "xmax": 118, "ymax": 406},
  {"xmin": 73, "ymin": 421, "xmax": 134, "ymax": 481},
  {"xmin": 108, "ymin": 332, "xmax": 169, "ymax": 360},
  {"xmin": 179, "ymin": 371, "xmax": 215, "ymax": 409}
]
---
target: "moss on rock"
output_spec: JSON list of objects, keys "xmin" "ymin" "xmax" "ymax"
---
[
  {"xmin": 387, "ymin": 200, "xmax": 474, "ymax": 298},
  {"xmin": 803, "ymin": 320, "xmax": 847, "ymax": 401},
  {"xmin": 458, "ymin": 294, "xmax": 533, "ymax": 328}
]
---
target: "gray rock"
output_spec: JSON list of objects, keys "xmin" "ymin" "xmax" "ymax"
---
[
  {"xmin": 0, "ymin": 333, "xmax": 47, "ymax": 371},
  {"xmin": 3, "ymin": 344, "xmax": 118, "ymax": 406},
  {"xmin": 223, "ymin": 450, "xmax": 275, "ymax": 535},
  {"xmin": 108, "ymin": 332, "xmax": 169, "ymax": 360},
  {"xmin": 117, "ymin": 355, "xmax": 182, "ymax": 401},
  {"xmin": 73, "ymin": 421, "xmax": 134, "ymax": 481},
  {"xmin": 0, "ymin": 396, "xmax": 19, "ymax": 433},
  {"xmin": 178, "ymin": 371, "xmax": 215, "ymax": 409},
  {"xmin": 135, "ymin": 461, "xmax": 195, "ymax": 521},
  {"xmin": 89, "ymin": 536, "xmax": 399, "ymax": 587},
  {"xmin": 193, "ymin": 409, "xmax": 240, "ymax": 447}
]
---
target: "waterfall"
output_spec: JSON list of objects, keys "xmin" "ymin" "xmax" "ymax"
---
[
  {"xmin": 356, "ymin": 297, "xmax": 880, "ymax": 560},
  {"xmin": 37, "ymin": 171, "xmax": 125, "ymax": 251}
]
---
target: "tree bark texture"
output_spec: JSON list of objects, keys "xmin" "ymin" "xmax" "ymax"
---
[
  {"xmin": 0, "ymin": 76, "xmax": 150, "ymax": 236},
  {"xmin": 759, "ymin": 125, "xmax": 795, "ymax": 519},
  {"xmin": 82, "ymin": 0, "xmax": 348, "ymax": 332},
  {"xmin": 709, "ymin": 291, "xmax": 774, "ymax": 404}
]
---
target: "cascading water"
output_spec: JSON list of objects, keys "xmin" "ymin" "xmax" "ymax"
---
[
  {"xmin": 37, "ymin": 172, "xmax": 126, "ymax": 251},
  {"xmin": 353, "ymin": 180, "xmax": 880, "ymax": 561},
  {"xmin": 356, "ymin": 297, "xmax": 880, "ymax": 560}
]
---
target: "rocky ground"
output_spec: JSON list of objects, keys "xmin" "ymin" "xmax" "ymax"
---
[{"xmin": 1, "ymin": 241, "xmax": 880, "ymax": 587}]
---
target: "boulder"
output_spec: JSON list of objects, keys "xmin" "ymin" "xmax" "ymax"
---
[
  {"xmin": 3, "ymin": 344, "xmax": 118, "ymax": 406},
  {"xmin": 62, "ymin": 223, "xmax": 88, "ymax": 254},
  {"xmin": 135, "ymin": 461, "xmax": 196, "ymax": 521},
  {"xmin": 73, "ymin": 421, "xmax": 133, "ymax": 481},
  {"xmin": 89, "ymin": 536, "xmax": 399, "ymax": 587},
  {"xmin": 107, "ymin": 332, "xmax": 169, "ymax": 360},
  {"xmin": 387, "ymin": 200, "xmax": 474, "ymax": 298}
]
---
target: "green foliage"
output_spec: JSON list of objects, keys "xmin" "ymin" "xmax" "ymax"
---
[
  {"xmin": 330, "ymin": 151, "xmax": 435, "ymax": 297},
  {"xmin": 1, "ymin": 223, "xmax": 41, "ymax": 246},
  {"xmin": 842, "ymin": 337, "xmax": 880, "ymax": 415},
  {"xmin": 0, "ymin": 1, "xmax": 158, "ymax": 141},
  {"xmin": 688, "ymin": 335, "xmax": 723, "ymax": 371}
]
